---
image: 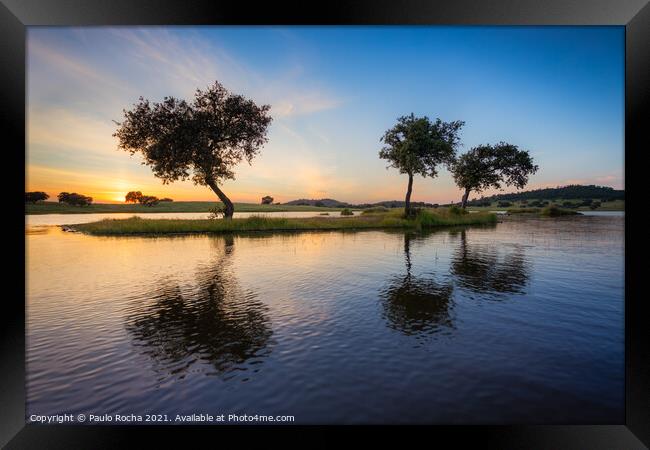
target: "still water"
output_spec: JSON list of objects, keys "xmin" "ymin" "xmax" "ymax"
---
[
  {"xmin": 26, "ymin": 215, "xmax": 624, "ymax": 424},
  {"xmin": 26, "ymin": 211, "xmax": 361, "ymax": 227}
]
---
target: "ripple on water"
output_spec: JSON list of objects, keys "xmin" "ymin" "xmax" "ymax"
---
[{"xmin": 26, "ymin": 216, "xmax": 624, "ymax": 422}]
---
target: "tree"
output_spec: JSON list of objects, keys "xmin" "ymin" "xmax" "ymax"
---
[
  {"xmin": 58, "ymin": 192, "xmax": 93, "ymax": 206},
  {"xmin": 125, "ymin": 191, "xmax": 143, "ymax": 203},
  {"xmin": 451, "ymin": 143, "xmax": 538, "ymax": 209},
  {"xmin": 379, "ymin": 114, "xmax": 464, "ymax": 217},
  {"xmin": 25, "ymin": 191, "xmax": 49, "ymax": 203},
  {"xmin": 140, "ymin": 195, "xmax": 160, "ymax": 207},
  {"xmin": 159, "ymin": 197, "xmax": 174, "ymax": 202},
  {"xmin": 261, "ymin": 195, "xmax": 274, "ymax": 205},
  {"xmin": 114, "ymin": 81, "xmax": 272, "ymax": 219}
]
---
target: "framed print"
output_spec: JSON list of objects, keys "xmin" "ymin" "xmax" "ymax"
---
[{"xmin": 3, "ymin": 0, "xmax": 649, "ymax": 447}]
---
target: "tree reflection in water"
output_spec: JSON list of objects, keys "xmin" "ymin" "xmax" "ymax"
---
[
  {"xmin": 451, "ymin": 229, "xmax": 531, "ymax": 296},
  {"xmin": 380, "ymin": 233, "xmax": 455, "ymax": 341},
  {"xmin": 125, "ymin": 235, "xmax": 273, "ymax": 381}
]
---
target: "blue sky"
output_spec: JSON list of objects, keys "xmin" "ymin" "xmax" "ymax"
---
[{"xmin": 27, "ymin": 26, "xmax": 624, "ymax": 203}]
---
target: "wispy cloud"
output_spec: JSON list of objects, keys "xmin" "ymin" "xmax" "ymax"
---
[{"xmin": 105, "ymin": 28, "xmax": 344, "ymax": 118}]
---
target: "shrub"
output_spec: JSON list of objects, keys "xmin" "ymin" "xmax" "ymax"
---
[
  {"xmin": 541, "ymin": 205, "xmax": 581, "ymax": 216},
  {"xmin": 159, "ymin": 197, "xmax": 174, "ymax": 202},
  {"xmin": 361, "ymin": 206, "xmax": 389, "ymax": 215},
  {"xmin": 590, "ymin": 201, "xmax": 601, "ymax": 210},
  {"xmin": 562, "ymin": 201, "xmax": 578, "ymax": 208},
  {"xmin": 25, "ymin": 191, "xmax": 49, "ymax": 203},
  {"xmin": 497, "ymin": 201, "xmax": 512, "ymax": 207},
  {"xmin": 261, "ymin": 195, "xmax": 274, "ymax": 205},
  {"xmin": 340, "ymin": 208, "xmax": 353, "ymax": 216}
]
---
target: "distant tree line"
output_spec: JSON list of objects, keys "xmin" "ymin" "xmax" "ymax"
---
[
  {"xmin": 468, "ymin": 184, "xmax": 624, "ymax": 205},
  {"xmin": 26, "ymin": 191, "xmax": 93, "ymax": 206},
  {"xmin": 125, "ymin": 191, "xmax": 173, "ymax": 207}
]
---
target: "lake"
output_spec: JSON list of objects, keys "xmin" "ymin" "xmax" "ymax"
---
[
  {"xmin": 25, "ymin": 214, "xmax": 624, "ymax": 424},
  {"xmin": 25, "ymin": 210, "xmax": 362, "ymax": 227}
]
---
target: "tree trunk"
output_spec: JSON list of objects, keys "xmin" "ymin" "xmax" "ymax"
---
[
  {"xmin": 461, "ymin": 187, "xmax": 471, "ymax": 209},
  {"xmin": 206, "ymin": 178, "xmax": 234, "ymax": 219},
  {"xmin": 404, "ymin": 173, "xmax": 414, "ymax": 218}
]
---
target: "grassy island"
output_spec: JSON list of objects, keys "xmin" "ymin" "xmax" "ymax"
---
[{"xmin": 71, "ymin": 209, "xmax": 497, "ymax": 236}]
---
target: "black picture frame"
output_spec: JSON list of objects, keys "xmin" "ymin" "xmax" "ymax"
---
[{"xmin": 3, "ymin": 0, "xmax": 648, "ymax": 447}]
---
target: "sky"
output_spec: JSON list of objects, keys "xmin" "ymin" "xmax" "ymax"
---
[{"xmin": 26, "ymin": 26, "xmax": 624, "ymax": 204}]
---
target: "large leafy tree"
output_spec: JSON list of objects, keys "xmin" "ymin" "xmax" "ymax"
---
[
  {"xmin": 58, "ymin": 192, "xmax": 93, "ymax": 206},
  {"xmin": 114, "ymin": 81, "xmax": 272, "ymax": 219},
  {"xmin": 125, "ymin": 191, "xmax": 142, "ymax": 203},
  {"xmin": 452, "ymin": 142, "xmax": 538, "ymax": 209},
  {"xmin": 25, "ymin": 191, "xmax": 49, "ymax": 204},
  {"xmin": 379, "ymin": 114, "xmax": 464, "ymax": 217}
]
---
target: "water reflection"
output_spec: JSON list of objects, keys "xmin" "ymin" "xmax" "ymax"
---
[
  {"xmin": 451, "ymin": 230, "xmax": 530, "ymax": 296},
  {"xmin": 380, "ymin": 233, "xmax": 454, "ymax": 340},
  {"xmin": 125, "ymin": 235, "xmax": 273, "ymax": 381}
]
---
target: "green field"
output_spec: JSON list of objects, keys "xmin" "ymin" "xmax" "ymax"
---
[
  {"xmin": 466, "ymin": 199, "xmax": 624, "ymax": 212},
  {"xmin": 25, "ymin": 201, "xmax": 345, "ymax": 215},
  {"xmin": 71, "ymin": 209, "xmax": 497, "ymax": 236}
]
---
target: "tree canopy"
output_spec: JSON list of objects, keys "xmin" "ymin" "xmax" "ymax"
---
[
  {"xmin": 125, "ymin": 191, "xmax": 161, "ymax": 206},
  {"xmin": 25, "ymin": 191, "xmax": 49, "ymax": 204},
  {"xmin": 125, "ymin": 191, "xmax": 143, "ymax": 203},
  {"xmin": 114, "ymin": 81, "xmax": 272, "ymax": 218},
  {"xmin": 451, "ymin": 142, "xmax": 538, "ymax": 208},
  {"xmin": 140, "ymin": 195, "xmax": 160, "ymax": 207},
  {"xmin": 58, "ymin": 192, "xmax": 93, "ymax": 206},
  {"xmin": 379, "ymin": 114, "xmax": 464, "ymax": 216}
]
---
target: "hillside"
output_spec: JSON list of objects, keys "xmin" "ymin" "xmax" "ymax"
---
[
  {"xmin": 283, "ymin": 199, "xmax": 438, "ymax": 208},
  {"xmin": 283, "ymin": 198, "xmax": 349, "ymax": 207},
  {"xmin": 468, "ymin": 184, "xmax": 624, "ymax": 205}
]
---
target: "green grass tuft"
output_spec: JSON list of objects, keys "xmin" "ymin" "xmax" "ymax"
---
[{"xmin": 361, "ymin": 206, "xmax": 390, "ymax": 215}]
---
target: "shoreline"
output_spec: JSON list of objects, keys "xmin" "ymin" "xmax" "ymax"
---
[{"xmin": 25, "ymin": 201, "xmax": 624, "ymax": 215}]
